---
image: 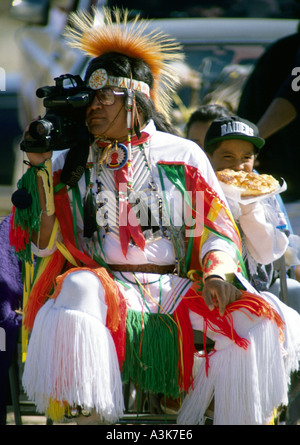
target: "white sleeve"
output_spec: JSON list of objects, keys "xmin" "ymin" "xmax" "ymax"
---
[
  {"xmin": 200, "ymin": 236, "xmax": 239, "ymax": 264},
  {"xmin": 238, "ymin": 200, "xmax": 288, "ymax": 264}
]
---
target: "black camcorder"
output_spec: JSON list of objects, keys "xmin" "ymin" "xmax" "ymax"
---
[
  {"xmin": 21, "ymin": 73, "xmax": 93, "ymax": 153},
  {"xmin": 19, "ymin": 73, "xmax": 95, "ymax": 187}
]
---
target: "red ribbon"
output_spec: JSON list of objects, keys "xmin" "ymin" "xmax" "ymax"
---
[
  {"xmin": 99, "ymin": 131, "xmax": 150, "ymax": 258},
  {"xmin": 114, "ymin": 167, "xmax": 145, "ymax": 257}
]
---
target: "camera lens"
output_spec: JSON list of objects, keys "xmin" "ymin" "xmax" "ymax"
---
[{"xmin": 29, "ymin": 119, "xmax": 53, "ymax": 139}]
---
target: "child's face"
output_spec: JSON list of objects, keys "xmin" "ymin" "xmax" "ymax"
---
[{"xmin": 207, "ymin": 139, "xmax": 256, "ymax": 173}]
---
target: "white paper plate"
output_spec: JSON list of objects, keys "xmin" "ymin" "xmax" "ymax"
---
[{"xmin": 219, "ymin": 178, "xmax": 287, "ymax": 204}]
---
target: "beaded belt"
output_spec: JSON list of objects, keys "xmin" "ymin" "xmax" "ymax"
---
[{"xmin": 108, "ymin": 264, "xmax": 176, "ymax": 274}]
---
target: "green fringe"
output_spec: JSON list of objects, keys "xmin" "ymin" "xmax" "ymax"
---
[
  {"xmin": 13, "ymin": 166, "xmax": 43, "ymax": 263},
  {"xmin": 121, "ymin": 309, "xmax": 180, "ymax": 398},
  {"xmin": 15, "ymin": 166, "xmax": 42, "ymax": 233}
]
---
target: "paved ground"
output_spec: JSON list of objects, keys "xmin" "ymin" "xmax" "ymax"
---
[
  {"xmin": 6, "ymin": 407, "xmax": 76, "ymax": 426},
  {"xmin": 6, "ymin": 408, "xmax": 53, "ymax": 426},
  {"xmin": 0, "ymin": 2, "xmax": 22, "ymax": 73}
]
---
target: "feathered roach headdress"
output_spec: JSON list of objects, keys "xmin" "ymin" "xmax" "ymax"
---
[
  {"xmin": 64, "ymin": 7, "xmax": 184, "ymax": 121},
  {"xmin": 64, "ymin": 7, "xmax": 185, "ymax": 250}
]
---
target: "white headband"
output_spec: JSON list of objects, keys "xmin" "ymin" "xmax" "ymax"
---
[{"xmin": 88, "ymin": 68, "xmax": 150, "ymax": 98}]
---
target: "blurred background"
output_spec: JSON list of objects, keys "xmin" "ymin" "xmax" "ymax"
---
[
  {"xmin": 0, "ymin": 0, "xmax": 23, "ymax": 215},
  {"xmin": 1, "ymin": 0, "xmax": 300, "ymax": 218}
]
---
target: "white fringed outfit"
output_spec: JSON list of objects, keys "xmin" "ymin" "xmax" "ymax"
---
[{"xmin": 15, "ymin": 121, "xmax": 300, "ymax": 424}]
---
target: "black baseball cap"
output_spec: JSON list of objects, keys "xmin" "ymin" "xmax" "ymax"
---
[{"xmin": 204, "ymin": 115, "xmax": 265, "ymax": 152}]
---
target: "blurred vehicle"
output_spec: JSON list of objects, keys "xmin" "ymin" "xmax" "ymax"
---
[{"xmin": 5, "ymin": 0, "xmax": 300, "ymax": 187}]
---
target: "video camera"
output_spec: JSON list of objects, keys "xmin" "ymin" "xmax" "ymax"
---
[{"xmin": 21, "ymin": 73, "xmax": 93, "ymax": 153}]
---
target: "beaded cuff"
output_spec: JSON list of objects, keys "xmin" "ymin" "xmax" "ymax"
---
[{"xmin": 202, "ymin": 250, "xmax": 237, "ymax": 282}]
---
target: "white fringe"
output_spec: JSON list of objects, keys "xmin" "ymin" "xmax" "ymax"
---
[
  {"xmin": 261, "ymin": 291, "xmax": 300, "ymax": 383},
  {"xmin": 178, "ymin": 318, "xmax": 291, "ymax": 425},
  {"xmin": 22, "ymin": 299, "xmax": 124, "ymax": 424}
]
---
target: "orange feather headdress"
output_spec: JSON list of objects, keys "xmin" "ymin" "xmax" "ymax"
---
[{"xmin": 64, "ymin": 7, "xmax": 184, "ymax": 120}]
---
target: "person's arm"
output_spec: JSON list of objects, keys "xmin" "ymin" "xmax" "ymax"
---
[
  {"xmin": 191, "ymin": 148, "xmax": 243, "ymax": 315},
  {"xmin": 201, "ymin": 250, "xmax": 242, "ymax": 316},
  {"xmin": 257, "ymin": 97, "xmax": 297, "ymax": 139},
  {"xmin": 26, "ymin": 151, "xmax": 56, "ymax": 249},
  {"xmin": 33, "ymin": 172, "xmax": 56, "ymax": 249},
  {"xmin": 238, "ymin": 200, "xmax": 288, "ymax": 265}
]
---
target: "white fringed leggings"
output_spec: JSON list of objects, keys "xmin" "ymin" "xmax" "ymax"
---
[
  {"xmin": 22, "ymin": 270, "xmax": 125, "ymax": 423},
  {"xmin": 179, "ymin": 292, "xmax": 300, "ymax": 425},
  {"xmin": 23, "ymin": 271, "xmax": 300, "ymax": 425}
]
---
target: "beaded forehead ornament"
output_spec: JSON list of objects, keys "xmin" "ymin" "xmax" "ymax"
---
[{"xmin": 88, "ymin": 67, "xmax": 150, "ymax": 98}]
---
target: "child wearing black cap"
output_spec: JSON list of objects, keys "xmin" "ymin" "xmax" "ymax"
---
[{"xmin": 202, "ymin": 115, "xmax": 300, "ymax": 312}]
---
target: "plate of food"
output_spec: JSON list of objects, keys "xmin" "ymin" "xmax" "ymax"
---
[{"xmin": 215, "ymin": 168, "xmax": 287, "ymax": 203}]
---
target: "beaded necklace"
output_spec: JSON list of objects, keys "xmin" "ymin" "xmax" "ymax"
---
[
  {"xmin": 92, "ymin": 141, "xmax": 171, "ymax": 245},
  {"xmin": 80, "ymin": 138, "xmax": 187, "ymax": 275}
]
